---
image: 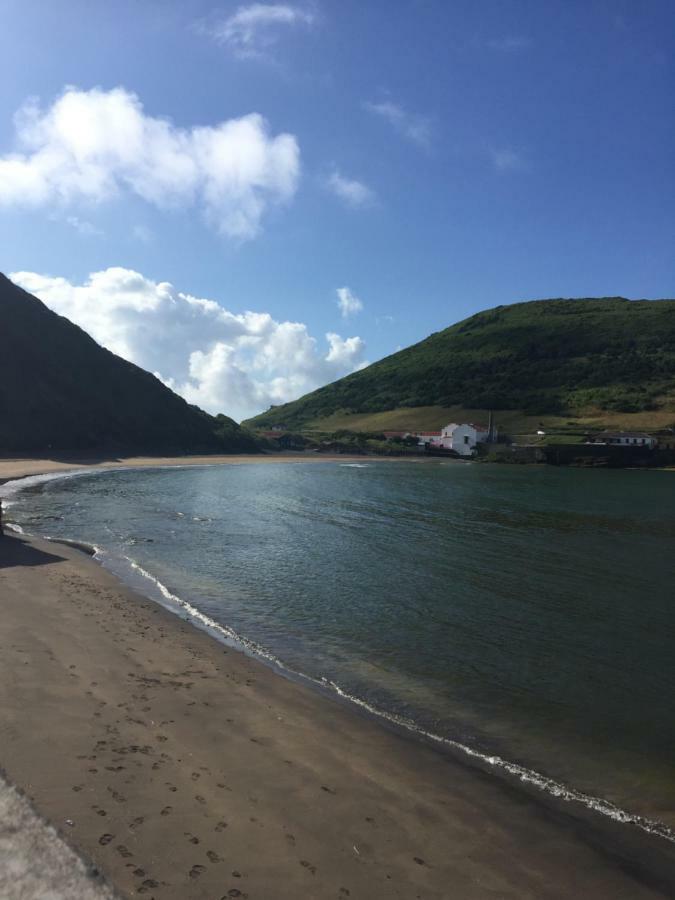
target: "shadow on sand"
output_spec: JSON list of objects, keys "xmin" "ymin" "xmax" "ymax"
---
[{"xmin": 0, "ymin": 534, "xmax": 66, "ymax": 570}]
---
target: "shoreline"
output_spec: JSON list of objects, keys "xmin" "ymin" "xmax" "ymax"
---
[
  {"xmin": 0, "ymin": 451, "xmax": 421, "ymax": 486},
  {"xmin": 7, "ymin": 473, "xmax": 675, "ymax": 849},
  {"xmin": 0, "ymin": 453, "xmax": 675, "ymax": 897},
  {"xmin": 1, "ymin": 546, "xmax": 675, "ymax": 896}
]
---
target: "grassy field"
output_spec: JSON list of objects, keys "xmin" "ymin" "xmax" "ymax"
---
[{"xmin": 298, "ymin": 403, "xmax": 675, "ymax": 440}]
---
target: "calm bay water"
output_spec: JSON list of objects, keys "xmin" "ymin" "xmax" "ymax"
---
[{"xmin": 6, "ymin": 460, "xmax": 675, "ymax": 830}]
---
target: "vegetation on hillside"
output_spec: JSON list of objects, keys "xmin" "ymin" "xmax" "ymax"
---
[
  {"xmin": 0, "ymin": 274, "xmax": 259, "ymax": 454},
  {"xmin": 245, "ymin": 297, "xmax": 675, "ymax": 431}
]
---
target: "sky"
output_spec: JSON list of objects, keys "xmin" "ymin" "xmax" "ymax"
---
[{"xmin": 0, "ymin": 0, "xmax": 673, "ymax": 421}]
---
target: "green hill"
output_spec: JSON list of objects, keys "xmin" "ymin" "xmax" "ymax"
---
[
  {"xmin": 245, "ymin": 297, "xmax": 675, "ymax": 434},
  {"xmin": 0, "ymin": 273, "xmax": 257, "ymax": 454}
]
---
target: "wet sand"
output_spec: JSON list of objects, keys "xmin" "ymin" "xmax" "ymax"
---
[{"xmin": 1, "ymin": 531, "xmax": 675, "ymax": 899}]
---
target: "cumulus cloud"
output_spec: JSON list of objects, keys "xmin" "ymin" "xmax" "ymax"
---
[
  {"xmin": 325, "ymin": 169, "xmax": 374, "ymax": 208},
  {"xmin": 0, "ymin": 86, "xmax": 300, "ymax": 239},
  {"xmin": 363, "ymin": 99, "xmax": 432, "ymax": 149},
  {"xmin": 10, "ymin": 268, "xmax": 367, "ymax": 422},
  {"xmin": 201, "ymin": 3, "xmax": 316, "ymax": 59},
  {"xmin": 336, "ymin": 286, "xmax": 363, "ymax": 318}
]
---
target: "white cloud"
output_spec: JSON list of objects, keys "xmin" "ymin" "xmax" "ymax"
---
[
  {"xmin": 325, "ymin": 169, "xmax": 374, "ymax": 208},
  {"xmin": 363, "ymin": 99, "xmax": 432, "ymax": 149},
  {"xmin": 202, "ymin": 3, "xmax": 316, "ymax": 59},
  {"xmin": 10, "ymin": 268, "xmax": 367, "ymax": 422},
  {"xmin": 0, "ymin": 86, "xmax": 300, "ymax": 239},
  {"xmin": 336, "ymin": 286, "xmax": 363, "ymax": 318}
]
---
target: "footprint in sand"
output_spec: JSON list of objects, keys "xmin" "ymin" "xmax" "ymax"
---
[
  {"xmin": 195, "ymin": 795, "xmax": 206, "ymax": 805},
  {"xmin": 184, "ymin": 833, "xmax": 200, "ymax": 844},
  {"xmin": 116, "ymin": 845, "xmax": 133, "ymax": 859},
  {"xmin": 300, "ymin": 860, "xmax": 317, "ymax": 875},
  {"xmin": 189, "ymin": 865, "xmax": 206, "ymax": 879},
  {"xmin": 98, "ymin": 834, "xmax": 114, "ymax": 846},
  {"xmin": 191, "ymin": 772, "xmax": 200, "ymax": 781},
  {"xmin": 160, "ymin": 806, "xmax": 173, "ymax": 816},
  {"xmin": 206, "ymin": 850, "xmax": 222, "ymax": 863},
  {"xmin": 138, "ymin": 878, "xmax": 159, "ymax": 894},
  {"xmin": 215, "ymin": 821, "xmax": 228, "ymax": 832},
  {"xmin": 413, "ymin": 857, "xmax": 426, "ymax": 866}
]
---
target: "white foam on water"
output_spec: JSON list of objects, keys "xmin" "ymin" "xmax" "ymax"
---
[
  {"xmin": 4, "ymin": 522, "xmax": 25, "ymax": 535},
  {"xmin": 339, "ymin": 463, "xmax": 370, "ymax": 468}
]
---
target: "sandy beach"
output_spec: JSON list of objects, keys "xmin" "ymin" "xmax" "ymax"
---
[
  {"xmin": 0, "ymin": 451, "xmax": 401, "ymax": 484},
  {"xmin": 2, "ymin": 521, "xmax": 675, "ymax": 900}
]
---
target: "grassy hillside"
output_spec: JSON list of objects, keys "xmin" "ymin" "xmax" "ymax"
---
[
  {"xmin": 0, "ymin": 273, "xmax": 258, "ymax": 454},
  {"xmin": 245, "ymin": 297, "xmax": 675, "ymax": 433}
]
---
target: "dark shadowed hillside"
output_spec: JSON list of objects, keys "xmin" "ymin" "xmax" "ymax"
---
[
  {"xmin": 0, "ymin": 273, "xmax": 256, "ymax": 454},
  {"xmin": 245, "ymin": 297, "xmax": 675, "ymax": 432}
]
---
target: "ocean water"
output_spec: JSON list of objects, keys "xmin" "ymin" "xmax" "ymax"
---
[{"xmin": 4, "ymin": 460, "xmax": 675, "ymax": 836}]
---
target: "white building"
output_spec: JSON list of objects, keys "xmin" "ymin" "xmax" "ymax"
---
[
  {"xmin": 590, "ymin": 432, "xmax": 656, "ymax": 449},
  {"xmin": 450, "ymin": 423, "xmax": 490, "ymax": 456},
  {"xmin": 440, "ymin": 423, "xmax": 459, "ymax": 447},
  {"xmin": 416, "ymin": 422, "xmax": 493, "ymax": 456}
]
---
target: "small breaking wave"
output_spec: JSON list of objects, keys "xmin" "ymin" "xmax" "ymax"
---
[{"xmin": 4, "ymin": 522, "xmax": 25, "ymax": 535}]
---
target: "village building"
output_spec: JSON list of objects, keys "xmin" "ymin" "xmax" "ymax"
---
[
  {"xmin": 414, "ymin": 422, "xmax": 495, "ymax": 456},
  {"xmin": 589, "ymin": 432, "xmax": 657, "ymax": 449},
  {"xmin": 415, "ymin": 430, "xmax": 443, "ymax": 447},
  {"xmin": 449, "ymin": 423, "xmax": 491, "ymax": 456}
]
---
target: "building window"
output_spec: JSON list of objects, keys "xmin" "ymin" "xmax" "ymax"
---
[{"xmin": 464, "ymin": 436, "xmax": 469, "ymax": 444}]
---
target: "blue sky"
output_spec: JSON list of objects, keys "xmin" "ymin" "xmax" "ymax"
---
[{"xmin": 1, "ymin": 0, "xmax": 673, "ymax": 420}]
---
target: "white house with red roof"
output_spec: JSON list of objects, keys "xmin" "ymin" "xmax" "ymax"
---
[{"xmin": 415, "ymin": 422, "xmax": 493, "ymax": 456}]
